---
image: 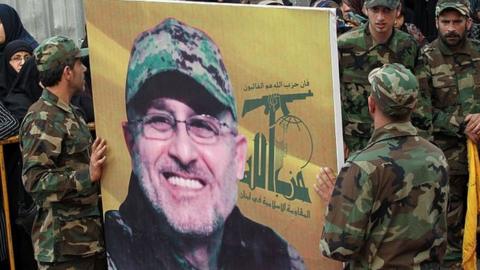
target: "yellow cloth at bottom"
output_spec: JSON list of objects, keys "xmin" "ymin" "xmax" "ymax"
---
[{"xmin": 463, "ymin": 139, "xmax": 480, "ymax": 270}]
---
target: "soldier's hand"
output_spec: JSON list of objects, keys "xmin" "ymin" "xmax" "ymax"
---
[
  {"xmin": 314, "ymin": 167, "xmax": 337, "ymax": 203},
  {"xmin": 465, "ymin": 113, "xmax": 480, "ymax": 135},
  {"xmin": 465, "ymin": 130, "xmax": 480, "ymax": 145},
  {"xmin": 90, "ymin": 137, "xmax": 107, "ymax": 182}
]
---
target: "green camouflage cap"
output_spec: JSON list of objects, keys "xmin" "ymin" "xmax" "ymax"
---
[
  {"xmin": 364, "ymin": 0, "xmax": 400, "ymax": 9},
  {"xmin": 125, "ymin": 18, "xmax": 237, "ymax": 120},
  {"xmin": 368, "ymin": 63, "xmax": 418, "ymax": 116},
  {"xmin": 34, "ymin": 35, "xmax": 88, "ymax": 72},
  {"xmin": 436, "ymin": 0, "xmax": 470, "ymax": 17}
]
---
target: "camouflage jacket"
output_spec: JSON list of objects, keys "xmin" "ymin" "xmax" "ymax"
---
[
  {"xmin": 321, "ymin": 122, "xmax": 449, "ymax": 269},
  {"xmin": 19, "ymin": 89, "xmax": 104, "ymax": 262},
  {"xmin": 338, "ymin": 23, "xmax": 430, "ymax": 153},
  {"xmin": 417, "ymin": 38, "xmax": 480, "ymax": 175}
]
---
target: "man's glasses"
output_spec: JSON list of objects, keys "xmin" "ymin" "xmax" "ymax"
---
[
  {"xmin": 130, "ymin": 111, "xmax": 236, "ymax": 145},
  {"xmin": 10, "ymin": 54, "xmax": 31, "ymax": 63}
]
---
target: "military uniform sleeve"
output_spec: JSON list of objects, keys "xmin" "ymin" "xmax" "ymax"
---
[
  {"xmin": 416, "ymin": 50, "xmax": 464, "ymax": 137},
  {"xmin": 20, "ymin": 115, "xmax": 93, "ymax": 204},
  {"xmin": 412, "ymin": 50, "xmax": 433, "ymax": 140},
  {"xmin": 320, "ymin": 162, "xmax": 373, "ymax": 261},
  {"xmin": 432, "ymin": 108, "xmax": 466, "ymax": 137}
]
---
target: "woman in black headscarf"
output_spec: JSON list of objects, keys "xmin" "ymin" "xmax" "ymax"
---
[
  {"xmin": 0, "ymin": 4, "xmax": 38, "ymax": 53},
  {"xmin": 4, "ymin": 57, "xmax": 41, "ymax": 121},
  {"xmin": 0, "ymin": 4, "xmax": 38, "ymax": 101},
  {"xmin": 0, "ymin": 40, "xmax": 32, "ymax": 100}
]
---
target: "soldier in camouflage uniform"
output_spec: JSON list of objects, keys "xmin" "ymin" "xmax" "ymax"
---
[
  {"xmin": 416, "ymin": 0, "xmax": 480, "ymax": 267},
  {"xmin": 19, "ymin": 36, "xmax": 107, "ymax": 270},
  {"xmin": 104, "ymin": 18, "xmax": 304, "ymax": 270},
  {"xmin": 339, "ymin": 0, "xmax": 431, "ymax": 156},
  {"xmin": 319, "ymin": 63, "xmax": 449, "ymax": 269}
]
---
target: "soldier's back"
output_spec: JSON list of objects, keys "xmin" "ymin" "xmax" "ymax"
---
[{"xmin": 346, "ymin": 123, "xmax": 448, "ymax": 269}]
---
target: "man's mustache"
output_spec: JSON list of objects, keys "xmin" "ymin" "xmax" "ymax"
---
[{"xmin": 445, "ymin": 32, "xmax": 460, "ymax": 38}]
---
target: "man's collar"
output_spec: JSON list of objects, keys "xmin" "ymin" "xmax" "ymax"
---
[
  {"xmin": 41, "ymin": 88, "xmax": 73, "ymax": 113},
  {"xmin": 367, "ymin": 121, "xmax": 417, "ymax": 146}
]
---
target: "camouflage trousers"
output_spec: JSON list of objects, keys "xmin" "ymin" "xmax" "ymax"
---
[
  {"xmin": 443, "ymin": 174, "xmax": 468, "ymax": 266},
  {"xmin": 37, "ymin": 252, "xmax": 106, "ymax": 270}
]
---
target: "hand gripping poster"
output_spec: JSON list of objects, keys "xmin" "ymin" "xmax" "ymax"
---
[{"xmin": 85, "ymin": 0, "xmax": 343, "ymax": 269}]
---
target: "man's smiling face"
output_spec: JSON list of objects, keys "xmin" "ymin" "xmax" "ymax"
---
[{"xmin": 124, "ymin": 97, "xmax": 246, "ymax": 236}]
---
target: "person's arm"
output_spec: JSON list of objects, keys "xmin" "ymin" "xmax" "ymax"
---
[
  {"xmin": 417, "ymin": 49, "xmax": 465, "ymax": 138},
  {"xmin": 0, "ymin": 102, "xmax": 19, "ymax": 140},
  {"xmin": 320, "ymin": 162, "xmax": 373, "ymax": 261},
  {"xmin": 432, "ymin": 105, "xmax": 466, "ymax": 138},
  {"xmin": 20, "ymin": 115, "xmax": 106, "ymax": 205},
  {"xmin": 412, "ymin": 49, "xmax": 433, "ymax": 140}
]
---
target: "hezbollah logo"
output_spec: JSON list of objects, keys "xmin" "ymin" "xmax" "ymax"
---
[{"xmin": 241, "ymin": 89, "xmax": 314, "ymax": 203}]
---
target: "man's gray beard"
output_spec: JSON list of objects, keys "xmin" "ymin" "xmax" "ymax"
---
[
  {"xmin": 132, "ymin": 152, "xmax": 238, "ymax": 237},
  {"xmin": 153, "ymin": 199, "xmax": 226, "ymax": 237}
]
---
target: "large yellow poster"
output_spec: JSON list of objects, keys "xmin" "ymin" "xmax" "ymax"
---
[{"xmin": 86, "ymin": 0, "xmax": 342, "ymax": 269}]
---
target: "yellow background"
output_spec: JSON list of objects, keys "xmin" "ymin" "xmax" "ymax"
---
[{"xmin": 85, "ymin": 0, "xmax": 341, "ymax": 268}]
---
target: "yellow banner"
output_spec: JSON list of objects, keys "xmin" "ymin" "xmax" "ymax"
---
[{"xmin": 86, "ymin": 0, "xmax": 342, "ymax": 268}]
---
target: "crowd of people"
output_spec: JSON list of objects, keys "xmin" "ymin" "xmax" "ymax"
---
[
  {"xmin": 0, "ymin": 3, "xmax": 95, "ymax": 270},
  {"xmin": 0, "ymin": 0, "xmax": 479, "ymax": 269},
  {"xmin": 315, "ymin": 0, "xmax": 480, "ymax": 269}
]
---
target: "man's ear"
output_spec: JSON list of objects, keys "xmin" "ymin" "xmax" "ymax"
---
[
  {"xmin": 368, "ymin": 95, "xmax": 376, "ymax": 115},
  {"xmin": 435, "ymin": 17, "xmax": 439, "ymax": 30},
  {"xmin": 234, "ymin": 134, "xmax": 248, "ymax": 181},
  {"xmin": 122, "ymin": 121, "xmax": 134, "ymax": 157},
  {"xmin": 63, "ymin": 65, "xmax": 71, "ymax": 79},
  {"xmin": 467, "ymin": 17, "xmax": 473, "ymax": 31}
]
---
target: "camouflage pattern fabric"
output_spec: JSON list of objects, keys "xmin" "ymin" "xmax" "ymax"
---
[
  {"xmin": 34, "ymin": 35, "xmax": 88, "ymax": 72},
  {"xmin": 321, "ymin": 122, "xmax": 449, "ymax": 269},
  {"xmin": 368, "ymin": 63, "xmax": 418, "ymax": 117},
  {"xmin": 19, "ymin": 89, "xmax": 104, "ymax": 262},
  {"xmin": 416, "ymin": 37, "xmax": 480, "ymax": 262},
  {"xmin": 435, "ymin": 0, "xmax": 470, "ymax": 17},
  {"xmin": 364, "ymin": 0, "xmax": 400, "ymax": 9},
  {"xmin": 125, "ymin": 18, "xmax": 236, "ymax": 120},
  {"xmin": 338, "ymin": 23, "xmax": 428, "ymax": 153}
]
